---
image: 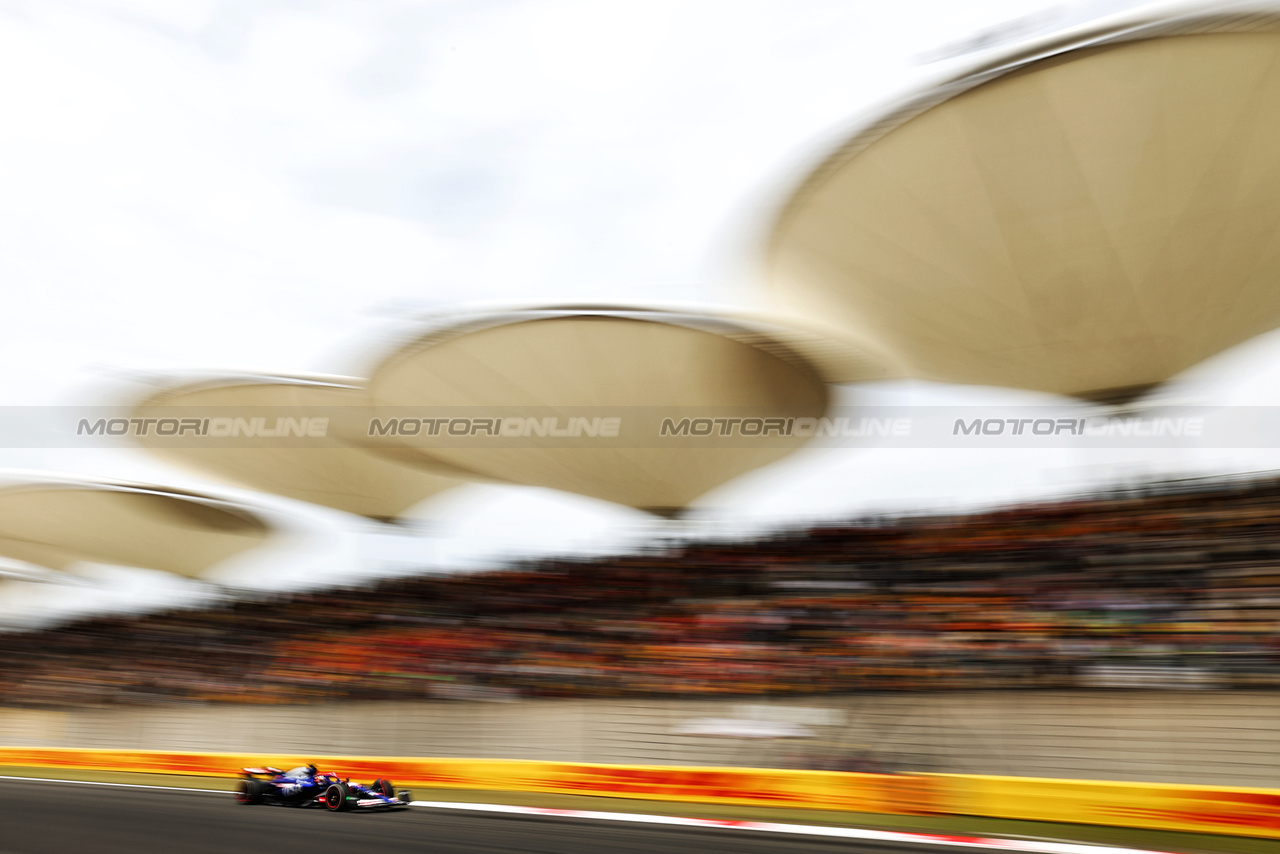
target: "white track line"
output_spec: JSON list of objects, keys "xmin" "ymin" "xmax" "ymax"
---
[
  {"xmin": 411, "ymin": 801, "xmax": 1183, "ymax": 854},
  {"xmin": 0, "ymin": 774, "xmax": 222, "ymax": 794}
]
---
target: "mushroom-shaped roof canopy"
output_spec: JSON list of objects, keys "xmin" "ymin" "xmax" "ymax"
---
[
  {"xmin": 766, "ymin": 10, "xmax": 1280, "ymax": 401},
  {"xmin": 0, "ymin": 480, "xmax": 270, "ymax": 578},
  {"xmin": 132, "ymin": 375, "xmax": 470, "ymax": 522},
  {"xmin": 366, "ymin": 308, "xmax": 831, "ymax": 516}
]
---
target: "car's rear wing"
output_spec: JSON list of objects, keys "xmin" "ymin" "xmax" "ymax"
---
[{"xmin": 241, "ymin": 767, "xmax": 282, "ymax": 776}]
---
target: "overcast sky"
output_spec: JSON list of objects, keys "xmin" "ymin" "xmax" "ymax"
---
[{"xmin": 3, "ymin": 0, "xmax": 1279, "ymax": 625}]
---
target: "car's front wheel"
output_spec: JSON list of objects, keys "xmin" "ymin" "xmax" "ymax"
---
[{"xmin": 323, "ymin": 782, "xmax": 351, "ymax": 812}]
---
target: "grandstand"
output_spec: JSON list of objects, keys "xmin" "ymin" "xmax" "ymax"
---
[{"xmin": 4, "ymin": 472, "xmax": 1276, "ymax": 709}]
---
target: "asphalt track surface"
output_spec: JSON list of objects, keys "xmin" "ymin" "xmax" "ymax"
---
[{"xmin": 0, "ymin": 777, "xmax": 981, "ymax": 854}]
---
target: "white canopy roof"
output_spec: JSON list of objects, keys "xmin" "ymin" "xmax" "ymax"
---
[
  {"xmin": 132, "ymin": 374, "xmax": 471, "ymax": 521},
  {"xmin": 367, "ymin": 308, "xmax": 831, "ymax": 515},
  {"xmin": 0, "ymin": 479, "xmax": 271, "ymax": 578},
  {"xmin": 766, "ymin": 9, "xmax": 1280, "ymax": 401}
]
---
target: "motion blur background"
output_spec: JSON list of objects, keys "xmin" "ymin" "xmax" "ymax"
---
[{"xmin": 1, "ymin": 0, "xmax": 1279, "ymax": 796}]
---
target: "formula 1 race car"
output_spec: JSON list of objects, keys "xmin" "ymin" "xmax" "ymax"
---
[{"xmin": 234, "ymin": 764, "xmax": 411, "ymax": 811}]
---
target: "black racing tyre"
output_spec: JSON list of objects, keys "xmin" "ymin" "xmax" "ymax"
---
[
  {"xmin": 374, "ymin": 778, "xmax": 394, "ymax": 798},
  {"xmin": 235, "ymin": 778, "xmax": 263, "ymax": 805},
  {"xmin": 323, "ymin": 782, "xmax": 351, "ymax": 811}
]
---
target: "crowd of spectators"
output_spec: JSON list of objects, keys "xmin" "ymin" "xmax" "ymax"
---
[{"xmin": 2, "ymin": 475, "xmax": 1279, "ymax": 707}]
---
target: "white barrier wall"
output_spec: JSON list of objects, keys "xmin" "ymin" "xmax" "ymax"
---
[{"xmin": 2, "ymin": 690, "xmax": 1278, "ymax": 788}]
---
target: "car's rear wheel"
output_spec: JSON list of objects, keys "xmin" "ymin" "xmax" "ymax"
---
[
  {"xmin": 235, "ymin": 778, "xmax": 263, "ymax": 805},
  {"xmin": 323, "ymin": 782, "xmax": 351, "ymax": 811},
  {"xmin": 374, "ymin": 778, "xmax": 394, "ymax": 798}
]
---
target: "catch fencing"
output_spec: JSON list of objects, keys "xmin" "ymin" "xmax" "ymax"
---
[{"xmin": 1, "ymin": 689, "xmax": 1278, "ymax": 788}]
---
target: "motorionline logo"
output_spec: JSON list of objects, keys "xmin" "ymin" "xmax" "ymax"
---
[
  {"xmin": 952, "ymin": 416, "xmax": 1204, "ymax": 437},
  {"xmin": 367, "ymin": 416, "xmax": 622, "ymax": 438},
  {"xmin": 78, "ymin": 417, "xmax": 330, "ymax": 437},
  {"xmin": 659, "ymin": 416, "xmax": 911, "ymax": 437}
]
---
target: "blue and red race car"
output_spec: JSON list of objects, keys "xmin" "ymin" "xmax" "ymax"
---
[{"xmin": 234, "ymin": 764, "xmax": 411, "ymax": 811}]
